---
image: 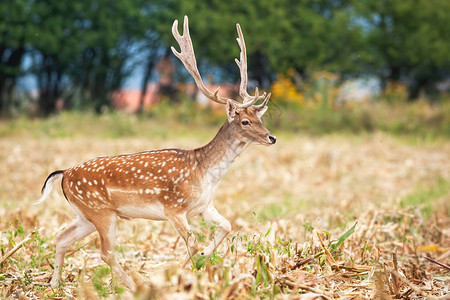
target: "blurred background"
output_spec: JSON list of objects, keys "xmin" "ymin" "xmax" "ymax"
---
[
  {"xmin": 1, "ymin": 1, "xmax": 450, "ymax": 298},
  {"xmin": 0, "ymin": 0, "xmax": 449, "ymax": 132}
]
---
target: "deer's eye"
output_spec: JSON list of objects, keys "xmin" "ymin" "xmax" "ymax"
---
[{"xmin": 241, "ymin": 120, "xmax": 249, "ymax": 126}]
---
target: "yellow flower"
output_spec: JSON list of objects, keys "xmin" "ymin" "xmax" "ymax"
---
[{"xmin": 271, "ymin": 73, "xmax": 304, "ymax": 105}]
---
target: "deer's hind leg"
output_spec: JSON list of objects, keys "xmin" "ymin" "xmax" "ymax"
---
[
  {"xmin": 50, "ymin": 216, "xmax": 96, "ymax": 288},
  {"xmin": 90, "ymin": 213, "xmax": 136, "ymax": 291}
]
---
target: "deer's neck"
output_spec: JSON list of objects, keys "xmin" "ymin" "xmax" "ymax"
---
[{"xmin": 195, "ymin": 121, "xmax": 246, "ymax": 183}]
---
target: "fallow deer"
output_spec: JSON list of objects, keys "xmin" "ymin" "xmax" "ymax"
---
[{"xmin": 38, "ymin": 16, "xmax": 276, "ymax": 291}]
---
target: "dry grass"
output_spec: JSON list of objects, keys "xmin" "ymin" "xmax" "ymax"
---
[{"xmin": 1, "ymin": 129, "xmax": 449, "ymax": 299}]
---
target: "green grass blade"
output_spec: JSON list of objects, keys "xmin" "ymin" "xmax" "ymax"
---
[{"xmin": 330, "ymin": 222, "xmax": 358, "ymax": 254}]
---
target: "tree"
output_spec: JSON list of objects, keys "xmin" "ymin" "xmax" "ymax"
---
[
  {"xmin": 30, "ymin": 0, "xmax": 154, "ymax": 114},
  {"xmin": 0, "ymin": 0, "xmax": 35, "ymax": 116},
  {"xmin": 155, "ymin": 0, "xmax": 365, "ymax": 89},
  {"xmin": 156, "ymin": 0, "xmax": 282, "ymax": 87},
  {"xmin": 70, "ymin": 0, "xmax": 152, "ymax": 112},
  {"xmin": 355, "ymin": 0, "xmax": 450, "ymax": 97},
  {"xmin": 2, "ymin": 0, "xmax": 448, "ymax": 116}
]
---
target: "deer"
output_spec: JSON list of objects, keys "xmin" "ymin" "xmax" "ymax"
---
[{"xmin": 37, "ymin": 16, "xmax": 276, "ymax": 291}]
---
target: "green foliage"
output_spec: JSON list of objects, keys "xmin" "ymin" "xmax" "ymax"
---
[
  {"xmin": 30, "ymin": 0, "xmax": 157, "ymax": 114},
  {"xmin": 400, "ymin": 178, "xmax": 450, "ymax": 218},
  {"xmin": 255, "ymin": 254, "xmax": 272, "ymax": 287},
  {"xmin": 0, "ymin": 0, "xmax": 33, "ymax": 115},
  {"xmin": 195, "ymin": 254, "xmax": 207, "ymax": 270},
  {"xmin": 146, "ymin": 97, "xmax": 223, "ymax": 128},
  {"xmin": 266, "ymin": 98, "xmax": 450, "ymax": 138},
  {"xmin": 354, "ymin": 0, "xmax": 450, "ymax": 96},
  {"xmin": 329, "ymin": 222, "xmax": 357, "ymax": 254},
  {"xmin": 29, "ymin": 231, "xmax": 51, "ymax": 270},
  {"xmin": 225, "ymin": 222, "xmax": 358, "ymax": 297},
  {"xmin": 1, "ymin": 96, "xmax": 449, "ymax": 140},
  {"xmin": 166, "ymin": 0, "xmax": 365, "ymax": 84},
  {"xmin": 0, "ymin": 0, "xmax": 161, "ymax": 115},
  {"xmin": 255, "ymin": 195, "xmax": 311, "ymax": 221},
  {"xmin": 192, "ymin": 221, "xmax": 224, "ymax": 270},
  {"xmin": 208, "ymin": 251, "xmax": 223, "ymax": 265},
  {"xmin": 92, "ymin": 266, "xmax": 112, "ymax": 297}
]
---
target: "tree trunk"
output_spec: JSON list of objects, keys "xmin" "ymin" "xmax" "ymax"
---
[
  {"xmin": 0, "ymin": 46, "xmax": 25, "ymax": 116},
  {"xmin": 251, "ymin": 50, "xmax": 272, "ymax": 89},
  {"xmin": 389, "ymin": 66, "xmax": 401, "ymax": 81},
  {"xmin": 409, "ymin": 75, "xmax": 430, "ymax": 100},
  {"xmin": 37, "ymin": 54, "xmax": 63, "ymax": 116},
  {"xmin": 138, "ymin": 51, "xmax": 157, "ymax": 114}
]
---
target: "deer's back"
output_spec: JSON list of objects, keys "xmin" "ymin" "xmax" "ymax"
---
[{"xmin": 61, "ymin": 149, "xmax": 203, "ymax": 220}]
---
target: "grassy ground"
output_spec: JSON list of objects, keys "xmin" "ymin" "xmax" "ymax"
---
[{"xmin": 0, "ymin": 106, "xmax": 449, "ymax": 299}]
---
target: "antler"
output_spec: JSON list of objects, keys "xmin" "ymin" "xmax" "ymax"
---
[
  {"xmin": 253, "ymin": 92, "xmax": 272, "ymax": 109},
  {"xmin": 171, "ymin": 16, "xmax": 232, "ymax": 105},
  {"xmin": 235, "ymin": 24, "xmax": 267, "ymax": 106},
  {"xmin": 172, "ymin": 16, "xmax": 270, "ymax": 109}
]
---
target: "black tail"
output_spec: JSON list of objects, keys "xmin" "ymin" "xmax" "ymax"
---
[{"xmin": 36, "ymin": 170, "xmax": 65, "ymax": 204}]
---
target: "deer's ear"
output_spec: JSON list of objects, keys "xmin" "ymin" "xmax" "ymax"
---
[
  {"xmin": 256, "ymin": 106, "xmax": 268, "ymax": 118},
  {"xmin": 226, "ymin": 100, "xmax": 237, "ymax": 122}
]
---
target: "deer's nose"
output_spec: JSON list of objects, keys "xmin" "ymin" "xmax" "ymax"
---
[{"xmin": 269, "ymin": 135, "xmax": 277, "ymax": 144}]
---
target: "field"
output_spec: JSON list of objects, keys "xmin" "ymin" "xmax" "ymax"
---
[{"xmin": 0, "ymin": 108, "xmax": 449, "ymax": 299}]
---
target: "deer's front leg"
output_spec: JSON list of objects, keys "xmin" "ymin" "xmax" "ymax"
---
[
  {"xmin": 200, "ymin": 204, "xmax": 232, "ymax": 257},
  {"xmin": 167, "ymin": 213, "xmax": 198, "ymax": 266}
]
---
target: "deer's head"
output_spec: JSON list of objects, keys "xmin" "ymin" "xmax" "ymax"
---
[
  {"xmin": 224, "ymin": 95, "xmax": 276, "ymax": 145},
  {"xmin": 172, "ymin": 16, "xmax": 276, "ymax": 146}
]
